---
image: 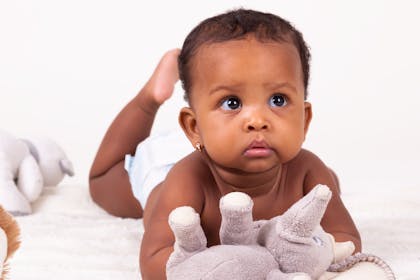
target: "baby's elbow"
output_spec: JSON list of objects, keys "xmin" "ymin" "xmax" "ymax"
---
[
  {"xmin": 140, "ymin": 244, "xmax": 173, "ymax": 280},
  {"xmin": 140, "ymin": 256, "xmax": 167, "ymax": 280},
  {"xmin": 88, "ymin": 163, "xmax": 101, "ymax": 199},
  {"xmin": 140, "ymin": 259, "xmax": 153, "ymax": 280},
  {"xmin": 89, "ymin": 176, "xmax": 102, "ymax": 206},
  {"xmin": 88, "ymin": 176, "xmax": 116, "ymax": 216}
]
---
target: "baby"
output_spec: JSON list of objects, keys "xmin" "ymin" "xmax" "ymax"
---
[{"xmin": 89, "ymin": 9, "xmax": 361, "ymax": 279}]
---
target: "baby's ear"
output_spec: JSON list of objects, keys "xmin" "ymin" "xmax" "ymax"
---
[
  {"xmin": 179, "ymin": 107, "xmax": 200, "ymax": 146},
  {"xmin": 304, "ymin": 102, "xmax": 312, "ymax": 136}
]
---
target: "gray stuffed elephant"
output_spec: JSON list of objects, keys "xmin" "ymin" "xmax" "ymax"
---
[
  {"xmin": 166, "ymin": 184, "xmax": 395, "ymax": 280},
  {"xmin": 167, "ymin": 185, "xmax": 335, "ymax": 279}
]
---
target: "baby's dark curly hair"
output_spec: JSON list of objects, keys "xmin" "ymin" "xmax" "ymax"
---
[{"xmin": 178, "ymin": 8, "xmax": 311, "ymax": 102}]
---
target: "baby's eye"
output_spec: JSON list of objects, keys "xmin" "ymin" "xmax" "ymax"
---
[
  {"xmin": 221, "ymin": 97, "xmax": 241, "ymax": 110},
  {"xmin": 269, "ymin": 94, "xmax": 287, "ymax": 107}
]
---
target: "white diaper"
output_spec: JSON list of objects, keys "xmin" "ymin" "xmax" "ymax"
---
[{"xmin": 124, "ymin": 130, "xmax": 193, "ymax": 208}]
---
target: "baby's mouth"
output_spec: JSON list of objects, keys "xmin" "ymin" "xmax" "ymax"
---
[{"xmin": 243, "ymin": 140, "xmax": 273, "ymax": 158}]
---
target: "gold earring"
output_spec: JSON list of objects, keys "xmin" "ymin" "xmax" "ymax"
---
[{"xmin": 195, "ymin": 142, "xmax": 202, "ymax": 152}]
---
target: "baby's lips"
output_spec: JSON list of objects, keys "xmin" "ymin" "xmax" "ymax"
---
[
  {"xmin": 247, "ymin": 139, "xmax": 269, "ymax": 149},
  {"xmin": 244, "ymin": 148, "xmax": 273, "ymax": 158}
]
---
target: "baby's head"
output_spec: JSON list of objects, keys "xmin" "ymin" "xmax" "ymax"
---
[
  {"xmin": 178, "ymin": 8, "xmax": 311, "ymax": 103},
  {"xmin": 178, "ymin": 8, "xmax": 313, "ymax": 172}
]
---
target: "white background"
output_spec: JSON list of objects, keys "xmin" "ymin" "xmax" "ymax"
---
[{"xmin": 1, "ymin": 0, "xmax": 419, "ymax": 191}]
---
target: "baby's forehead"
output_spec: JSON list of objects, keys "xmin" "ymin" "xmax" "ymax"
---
[
  {"xmin": 191, "ymin": 37, "xmax": 300, "ymax": 68},
  {"xmin": 190, "ymin": 38, "xmax": 302, "ymax": 81},
  {"xmin": 196, "ymin": 35, "xmax": 298, "ymax": 56}
]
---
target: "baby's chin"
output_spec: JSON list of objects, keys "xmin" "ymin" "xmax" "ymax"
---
[{"xmin": 211, "ymin": 158, "xmax": 281, "ymax": 175}]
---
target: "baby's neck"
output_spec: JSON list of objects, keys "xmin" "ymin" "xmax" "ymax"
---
[{"xmin": 208, "ymin": 161, "xmax": 283, "ymax": 198}]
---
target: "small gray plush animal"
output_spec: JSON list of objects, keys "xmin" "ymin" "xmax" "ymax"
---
[
  {"xmin": 0, "ymin": 130, "xmax": 74, "ymax": 215},
  {"xmin": 167, "ymin": 184, "xmax": 395, "ymax": 280}
]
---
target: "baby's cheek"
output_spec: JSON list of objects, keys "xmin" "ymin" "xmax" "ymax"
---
[
  {"xmin": 274, "ymin": 128, "xmax": 303, "ymax": 161},
  {"xmin": 205, "ymin": 138, "xmax": 238, "ymax": 165}
]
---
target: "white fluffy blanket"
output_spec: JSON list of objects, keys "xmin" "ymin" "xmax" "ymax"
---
[
  {"xmin": 9, "ymin": 184, "xmax": 419, "ymax": 279},
  {"xmin": 11, "ymin": 185, "xmax": 142, "ymax": 280}
]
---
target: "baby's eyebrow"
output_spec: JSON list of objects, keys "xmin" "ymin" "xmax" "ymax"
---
[
  {"xmin": 208, "ymin": 82, "xmax": 298, "ymax": 95},
  {"xmin": 264, "ymin": 82, "xmax": 298, "ymax": 94},
  {"xmin": 209, "ymin": 84, "xmax": 242, "ymax": 95}
]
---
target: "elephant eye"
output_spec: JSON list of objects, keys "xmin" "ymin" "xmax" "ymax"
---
[{"xmin": 312, "ymin": 236, "xmax": 324, "ymax": 246}]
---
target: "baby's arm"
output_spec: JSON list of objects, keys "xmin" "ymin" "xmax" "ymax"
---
[
  {"xmin": 301, "ymin": 151, "xmax": 362, "ymax": 253},
  {"xmin": 89, "ymin": 49, "xmax": 180, "ymax": 218},
  {"xmin": 140, "ymin": 154, "xmax": 205, "ymax": 280}
]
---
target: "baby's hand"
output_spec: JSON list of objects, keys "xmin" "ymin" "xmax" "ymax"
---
[{"xmin": 144, "ymin": 49, "xmax": 180, "ymax": 105}]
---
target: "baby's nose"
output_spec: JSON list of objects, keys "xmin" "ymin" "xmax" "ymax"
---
[
  {"xmin": 246, "ymin": 121, "xmax": 268, "ymax": 131},
  {"xmin": 243, "ymin": 110, "xmax": 270, "ymax": 131}
]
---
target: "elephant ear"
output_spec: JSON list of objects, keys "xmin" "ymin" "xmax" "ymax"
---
[
  {"xmin": 59, "ymin": 159, "xmax": 74, "ymax": 176},
  {"xmin": 276, "ymin": 185, "xmax": 332, "ymax": 243}
]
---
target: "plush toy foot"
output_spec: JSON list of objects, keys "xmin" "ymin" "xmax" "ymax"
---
[
  {"xmin": 219, "ymin": 192, "xmax": 255, "ymax": 245},
  {"xmin": 220, "ymin": 191, "xmax": 253, "ymax": 211},
  {"xmin": 167, "ymin": 206, "xmax": 207, "ymax": 271},
  {"xmin": 0, "ymin": 180, "xmax": 32, "ymax": 215},
  {"xmin": 325, "ymin": 233, "xmax": 355, "ymax": 264},
  {"xmin": 168, "ymin": 206, "xmax": 206, "ymax": 253},
  {"xmin": 266, "ymin": 269, "xmax": 310, "ymax": 280},
  {"xmin": 333, "ymin": 241, "xmax": 355, "ymax": 263}
]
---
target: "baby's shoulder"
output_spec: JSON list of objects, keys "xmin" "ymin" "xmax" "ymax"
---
[
  {"xmin": 288, "ymin": 148, "xmax": 328, "ymax": 171},
  {"xmin": 290, "ymin": 149, "xmax": 338, "ymax": 193},
  {"xmin": 169, "ymin": 151, "xmax": 211, "ymax": 181},
  {"xmin": 156, "ymin": 152, "xmax": 209, "ymax": 212},
  {"xmin": 163, "ymin": 152, "xmax": 210, "ymax": 193}
]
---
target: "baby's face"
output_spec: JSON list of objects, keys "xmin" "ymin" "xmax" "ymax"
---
[{"xmin": 188, "ymin": 37, "xmax": 311, "ymax": 173}]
